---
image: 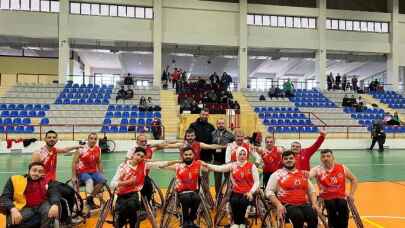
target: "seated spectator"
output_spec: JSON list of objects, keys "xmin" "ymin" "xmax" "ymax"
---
[
  {"xmin": 126, "ymin": 86, "xmax": 134, "ymax": 99},
  {"xmin": 385, "ymin": 112, "xmax": 401, "ymax": 126},
  {"xmin": 342, "ymin": 94, "xmax": 351, "ymax": 107},
  {"xmin": 268, "ymin": 86, "xmax": 276, "ymax": 99},
  {"xmin": 283, "ymin": 79, "xmax": 294, "ymax": 97},
  {"xmin": 139, "ymin": 96, "xmax": 147, "ymax": 112},
  {"xmin": 146, "ymin": 97, "xmax": 154, "ymax": 111},
  {"xmin": 208, "ymin": 90, "xmax": 218, "ymax": 103},
  {"xmin": 124, "ymin": 74, "xmax": 134, "ymax": 85},
  {"xmin": 259, "ymin": 94, "xmax": 266, "ymax": 101},
  {"xmin": 116, "ymin": 86, "xmax": 128, "ymax": 103},
  {"xmin": 233, "ymin": 101, "xmax": 240, "ymax": 110},
  {"xmin": 0, "ymin": 162, "xmax": 60, "ymax": 227},
  {"xmin": 190, "ymin": 100, "xmax": 201, "ymax": 114},
  {"xmin": 151, "ymin": 118, "xmax": 162, "ymax": 139},
  {"xmin": 180, "ymin": 98, "xmax": 192, "ymax": 113}
]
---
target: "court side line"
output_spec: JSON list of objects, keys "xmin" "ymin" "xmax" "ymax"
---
[
  {"xmin": 363, "ymin": 215, "xmax": 405, "ymax": 220},
  {"xmin": 362, "ymin": 217, "xmax": 385, "ymax": 228}
]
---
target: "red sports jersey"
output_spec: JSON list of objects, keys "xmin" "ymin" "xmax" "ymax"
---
[
  {"xmin": 127, "ymin": 145, "xmax": 155, "ymax": 160},
  {"xmin": 230, "ymin": 142, "xmax": 250, "ymax": 162},
  {"xmin": 314, "ymin": 163, "xmax": 346, "ymax": 200},
  {"xmin": 39, "ymin": 146, "xmax": 58, "ymax": 183},
  {"xmin": 231, "ymin": 162, "xmax": 254, "ymax": 194},
  {"xmin": 180, "ymin": 141, "xmax": 201, "ymax": 160},
  {"xmin": 77, "ymin": 145, "xmax": 101, "ymax": 174},
  {"xmin": 175, "ymin": 160, "xmax": 202, "ymax": 192},
  {"xmin": 262, "ymin": 147, "xmax": 282, "ymax": 173},
  {"xmin": 116, "ymin": 161, "xmax": 146, "ymax": 195},
  {"xmin": 275, "ymin": 169, "xmax": 309, "ymax": 205}
]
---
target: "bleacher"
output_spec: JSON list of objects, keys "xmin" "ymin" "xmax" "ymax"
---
[
  {"xmin": 55, "ymin": 82, "xmax": 113, "ymax": 105},
  {"xmin": 370, "ymin": 91, "xmax": 405, "ymax": 109},
  {"xmin": 290, "ymin": 89, "xmax": 336, "ymax": 108}
]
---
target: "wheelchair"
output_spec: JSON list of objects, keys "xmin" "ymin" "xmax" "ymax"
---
[
  {"xmin": 95, "ymin": 190, "xmax": 158, "ymax": 228},
  {"xmin": 214, "ymin": 178, "xmax": 268, "ymax": 227},
  {"xmin": 143, "ymin": 176, "xmax": 165, "ymax": 215},
  {"xmin": 160, "ymin": 177, "xmax": 213, "ymax": 228},
  {"xmin": 317, "ymin": 197, "xmax": 364, "ymax": 228}
]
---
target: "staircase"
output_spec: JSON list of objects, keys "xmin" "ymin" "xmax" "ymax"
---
[
  {"xmin": 233, "ymin": 92, "xmax": 266, "ymax": 135},
  {"xmin": 160, "ymin": 90, "xmax": 180, "ymax": 139}
]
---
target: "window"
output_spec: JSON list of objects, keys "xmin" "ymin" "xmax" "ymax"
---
[
  {"xmin": 278, "ymin": 16, "xmax": 285, "ymax": 27},
  {"xmin": 100, "ymin": 4, "xmax": 109, "ymax": 16},
  {"xmin": 327, "ymin": 18, "xmax": 389, "ymax": 33},
  {"xmin": 40, "ymin": 0, "xmax": 49, "ymax": 12},
  {"xmin": 109, "ymin": 5, "xmax": 117, "ymax": 16},
  {"xmin": 263, "ymin": 15, "xmax": 270, "ymax": 26},
  {"xmin": 21, "ymin": 0, "xmax": 30, "ymax": 10},
  {"xmin": 331, "ymin": 19, "xmax": 338, "ymax": 30},
  {"xmin": 353, "ymin": 21, "xmax": 360, "ymax": 31},
  {"xmin": 346, "ymin": 20, "xmax": 353, "ymax": 31},
  {"xmin": 91, "ymin": 4, "xmax": 99, "ymax": 15},
  {"xmin": 135, "ymin": 7, "xmax": 144, "ymax": 18},
  {"xmin": 50, "ymin": 1, "xmax": 58, "ymax": 12},
  {"xmin": 145, "ymin": 7, "xmax": 153, "ymax": 18},
  {"xmin": 301, "ymin": 17, "xmax": 309, "ymax": 28},
  {"xmin": 381, "ymin": 22, "xmax": 388, "ymax": 33},
  {"xmin": 254, "ymin": 15, "xmax": 262, "ymax": 25},
  {"xmin": 326, "ymin": 19, "xmax": 331, "ymax": 29},
  {"xmin": 367, "ymin": 22, "xmax": 374, "ymax": 32},
  {"xmin": 360, "ymin": 21, "xmax": 367, "ymax": 31},
  {"xmin": 285, "ymin": 16, "xmax": 293, "ymax": 28},
  {"xmin": 10, "ymin": 0, "xmax": 20, "ymax": 10},
  {"xmin": 293, "ymin": 17, "xmax": 301, "ymax": 28},
  {"xmin": 70, "ymin": 2, "xmax": 80, "ymax": 14},
  {"xmin": 247, "ymin": 15, "xmax": 254, "ymax": 25},
  {"xmin": 339, "ymin": 20, "xmax": 346, "ymax": 30},
  {"xmin": 127, "ymin": 6, "xmax": 135, "ymax": 17},
  {"xmin": 81, "ymin": 3, "xmax": 90, "ymax": 15},
  {"xmin": 118, "ymin": 5, "xmax": 126, "ymax": 17},
  {"xmin": 270, "ymin": 16, "xmax": 277, "ymax": 26},
  {"xmin": 308, "ymin": 18, "xmax": 316, "ymax": 28},
  {"xmin": 375, "ymin": 22, "xmax": 381, "ymax": 32},
  {"xmin": 1, "ymin": 0, "xmax": 10, "ymax": 9}
]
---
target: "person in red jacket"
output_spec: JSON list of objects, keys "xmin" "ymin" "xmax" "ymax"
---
[
  {"xmin": 310, "ymin": 149, "xmax": 358, "ymax": 228},
  {"xmin": 72, "ymin": 133, "xmax": 106, "ymax": 210},
  {"xmin": 256, "ymin": 136, "xmax": 284, "ymax": 187},
  {"xmin": 32, "ymin": 130, "xmax": 82, "ymax": 183},
  {"xmin": 265, "ymin": 150, "xmax": 320, "ymax": 228},
  {"xmin": 205, "ymin": 147, "xmax": 260, "ymax": 227},
  {"xmin": 111, "ymin": 147, "xmax": 179, "ymax": 228},
  {"xmin": 290, "ymin": 128, "xmax": 326, "ymax": 170}
]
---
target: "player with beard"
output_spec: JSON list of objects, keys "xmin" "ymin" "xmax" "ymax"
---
[
  {"xmin": 310, "ymin": 149, "xmax": 358, "ymax": 228},
  {"xmin": 111, "ymin": 147, "xmax": 180, "ymax": 228},
  {"xmin": 256, "ymin": 136, "xmax": 284, "ymax": 188},
  {"xmin": 204, "ymin": 147, "xmax": 260, "ymax": 228},
  {"xmin": 161, "ymin": 147, "xmax": 213, "ymax": 228},
  {"xmin": 32, "ymin": 130, "xmax": 82, "ymax": 183},
  {"xmin": 0, "ymin": 162, "xmax": 60, "ymax": 228},
  {"xmin": 290, "ymin": 128, "xmax": 327, "ymax": 171},
  {"xmin": 265, "ymin": 150, "xmax": 320, "ymax": 228}
]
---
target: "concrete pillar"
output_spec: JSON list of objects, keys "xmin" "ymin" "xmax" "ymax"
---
[
  {"xmin": 387, "ymin": 0, "xmax": 400, "ymax": 91},
  {"xmin": 58, "ymin": 0, "xmax": 70, "ymax": 84},
  {"xmin": 239, "ymin": 0, "xmax": 248, "ymax": 90},
  {"xmin": 315, "ymin": 0, "xmax": 327, "ymax": 91},
  {"xmin": 153, "ymin": 0, "xmax": 162, "ymax": 88}
]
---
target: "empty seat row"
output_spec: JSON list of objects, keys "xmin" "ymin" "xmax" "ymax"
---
[
  {"xmin": 62, "ymin": 88, "xmax": 113, "ymax": 93},
  {"xmin": 259, "ymin": 112, "xmax": 307, "ymax": 119},
  {"xmin": 0, "ymin": 104, "xmax": 50, "ymax": 110},
  {"xmin": 254, "ymin": 107, "xmax": 300, "ymax": 113},
  {"xmin": 344, "ymin": 107, "xmax": 384, "ymax": 114},
  {"xmin": 65, "ymin": 83, "xmax": 113, "ymax": 89},
  {"xmin": 267, "ymin": 126, "xmax": 318, "ymax": 133},
  {"xmin": 103, "ymin": 118, "xmax": 155, "ymax": 126},
  {"xmin": 1, "ymin": 110, "xmax": 46, "ymax": 117},
  {"xmin": 263, "ymin": 119, "xmax": 312, "ymax": 126},
  {"xmin": 351, "ymin": 113, "xmax": 384, "ymax": 120},
  {"xmin": 290, "ymin": 97, "xmax": 329, "ymax": 102},
  {"xmin": 58, "ymin": 93, "xmax": 111, "ymax": 99},
  {"xmin": 55, "ymin": 99, "xmax": 109, "ymax": 105},
  {"xmin": 101, "ymin": 125, "xmax": 150, "ymax": 133},
  {"xmin": 294, "ymin": 102, "xmax": 336, "ymax": 108},
  {"xmin": 366, "ymin": 125, "xmax": 405, "ymax": 133},
  {"xmin": 108, "ymin": 105, "xmax": 151, "ymax": 112},
  {"xmin": 105, "ymin": 111, "xmax": 161, "ymax": 119},
  {"xmin": 0, "ymin": 118, "xmax": 31, "ymax": 125},
  {"xmin": 0, "ymin": 125, "xmax": 34, "ymax": 133}
]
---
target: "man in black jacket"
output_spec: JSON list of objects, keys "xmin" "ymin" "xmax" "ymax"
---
[
  {"xmin": 370, "ymin": 119, "xmax": 386, "ymax": 152},
  {"xmin": 0, "ymin": 162, "xmax": 60, "ymax": 228},
  {"xmin": 188, "ymin": 109, "xmax": 215, "ymax": 182}
]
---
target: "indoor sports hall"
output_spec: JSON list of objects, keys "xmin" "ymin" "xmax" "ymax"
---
[{"xmin": 1, "ymin": 0, "xmax": 405, "ymax": 227}]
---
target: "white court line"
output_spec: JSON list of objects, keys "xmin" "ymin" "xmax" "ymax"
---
[{"xmin": 362, "ymin": 215, "xmax": 405, "ymax": 220}]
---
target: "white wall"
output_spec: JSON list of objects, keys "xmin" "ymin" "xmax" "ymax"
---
[{"xmin": 398, "ymin": 15, "xmax": 405, "ymax": 66}]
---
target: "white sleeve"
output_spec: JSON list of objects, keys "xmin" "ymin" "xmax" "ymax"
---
[
  {"xmin": 146, "ymin": 161, "xmax": 170, "ymax": 169},
  {"xmin": 110, "ymin": 166, "xmax": 122, "ymax": 189},
  {"xmin": 307, "ymin": 180, "xmax": 315, "ymax": 194},
  {"xmin": 265, "ymin": 172, "xmax": 278, "ymax": 198},
  {"xmin": 126, "ymin": 147, "xmax": 134, "ymax": 159},
  {"xmin": 225, "ymin": 144, "xmax": 232, "ymax": 163},
  {"xmin": 206, "ymin": 163, "xmax": 233, "ymax": 173},
  {"xmin": 249, "ymin": 165, "xmax": 260, "ymax": 194}
]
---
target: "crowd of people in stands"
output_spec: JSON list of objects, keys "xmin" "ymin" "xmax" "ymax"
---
[
  {"xmin": 116, "ymin": 85, "xmax": 134, "ymax": 102},
  {"xmin": 383, "ymin": 111, "xmax": 401, "ymax": 126},
  {"xmin": 259, "ymin": 79, "xmax": 295, "ymax": 100},
  {"xmin": 327, "ymin": 73, "xmax": 359, "ymax": 91},
  {"xmin": 368, "ymin": 79, "xmax": 384, "ymax": 92},
  {"xmin": 342, "ymin": 95, "xmax": 366, "ymax": 112}
]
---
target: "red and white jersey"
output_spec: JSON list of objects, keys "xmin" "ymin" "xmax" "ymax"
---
[
  {"xmin": 226, "ymin": 142, "xmax": 251, "ymax": 163},
  {"xmin": 261, "ymin": 147, "xmax": 282, "ymax": 174},
  {"xmin": 180, "ymin": 141, "xmax": 201, "ymax": 160},
  {"xmin": 77, "ymin": 145, "xmax": 101, "ymax": 174},
  {"xmin": 113, "ymin": 160, "xmax": 146, "ymax": 195},
  {"xmin": 267, "ymin": 168, "xmax": 313, "ymax": 206},
  {"xmin": 39, "ymin": 146, "xmax": 58, "ymax": 183},
  {"xmin": 175, "ymin": 160, "xmax": 202, "ymax": 192},
  {"xmin": 127, "ymin": 144, "xmax": 155, "ymax": 160},
  {"xmin": 231, "ymin": 162, "xmax": 255, "ymax": 194},
  {"xmin": 311, "ymin": 163, "xmax": 347, "ymax": 200}
]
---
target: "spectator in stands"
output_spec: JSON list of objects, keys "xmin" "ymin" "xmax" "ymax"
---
[
  {"xmin": 209, "ymin": 72, "xmax": 220, "ymax": 85},
  {"xmin": 342, "ymin": 74, "xmax": 347, "ymax": 91},
  {"xmin": 352, "ymin": 76, "xmax": 358, "ymax": 92},
  {"xmin": 335, "ymin": 73, "xmax": 341, "ymax": 89},
  {"xmin": 139, "ymin": 96, "xmax": 147, "ymax": 112},
  {"xmin": 180, "ymin": 98, "xmax": 192, "ymax": 113},
  {"xmin": 116, "ymin": 86, "xmax": 128, "ymax": 103},
  {"xmin": 124, "ymin": 73, "xmax": 134, "ymax": 85},
  {"xmin": 283, "ymin": 79, "xmax": 294, "ymax": 97},
  {"xmin": 233, "ymin": 101, "xmax": 240, "ymax": 110},
  {"xmin": 221, "ymin": 72, "xmax": 232, "ymax": 90},
  {"xmin": 146, "ymin": 97, "xmax": 154, "ymax": 112},
  {"xmin": 151, "ymin": 118, "xmax": 162, "ymax": 140},
  {"xmin": 171, "ymin": 68, "xmax": 180, "ymax": 89},
  {"xmin": 181, "ymin": 70, "xmax": 187, "ymax": 82},
  {"xmin": 190, "ymin": 100, "xmax": 201, "ymax": 114},
  {"xmin": 0, "ymin": 162, "xmax": 60, "ymax": 227},
  {"xmin": 208, "ymin": 90, "xmax": 218, "ymax": 103},
  {"xmin": 126, "ymin": 86, "xmax": 134, "ymax": 99},
  {"xmin": 342, "ymin": 94, "xmax": 350, "ymax": 107},
  {"xmin": 384, "ymin": 112, "xmax": 400, "ymax": 126},
  {"xmin": 198, "ymin": 77, "xmax": 206, "ymax": 87},
  {"xmin": 259, "ymin": 94, "xmax": 266, "ymax": 101},
  {"xmin": 327, "ymin": 73, "xmax": 334, "ymax": 91},
  {"xmin": 162, "ymin": 66, "xmax": 169, "ymax": 89}
]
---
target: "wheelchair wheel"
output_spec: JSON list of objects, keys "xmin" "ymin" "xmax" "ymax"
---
[
  {"xmin": 200, "ymin": 177, "xmax": 215, "ymax": 209},
  {"xmin": 214, "ymin": 183, "xmax": 232, "ymax": 227},
  {"xmin": 163, "ymin": 178, "xmax": 176, "ymax": 208},
  {"xmin": 149, "ymin": 178, "xmax": 165, "ymax": 213},
  {"xmin": 197, "ymin": 191, "xmax": 213, "ymax": 228},
  {"xmin": 136, "ymin": 195, "xmax": 158, "ymax": 228},
  {"xmin": 262, "ymin": 208, "xmax": 282, "ymax": 228},
  {"xmin": 317, "ymin": 198, "xmax": 329, "ymax": 228},
  {"xmin": 95, "ymin": 196, "xmax": 114, "ymax": 228},
  {"xmin": 347, "ymin": 197, "xmax": 364, "ymax": 228},
  {"xmin": 107, "ymin": 140, "xmax": 116, "ymax": 152},
  {"xmin": 215, "ymin": 178, "xmax": 229, "ymax": 210},
  {"xmin": 160, "ymin": 192, "xmax": 182, "ymax": 228}
]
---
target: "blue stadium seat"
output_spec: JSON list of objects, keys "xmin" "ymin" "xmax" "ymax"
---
[
  {"xmin": 267, "ymin": 126, "xmax": 274, "ymax": 132},
  {"xmin": 3, "ymin": 118, "xmax": 12, "ymax": 125},
  {"xmin": 1, "ymin": 111, "xmax": 10, "ymax": 117},
  {"xmin": 101, "ymin": 126, "xmax": 109, "ymax": 133},
  {"xmin": 15, "ymin": 126, "xmax": 25, "ymax": 133},
  {"xmin": 138, "ymin": 119, "xmax": 145, "ymax": 125},
  {"xmin": 131, "ymin": 106, "xmax": 139, "ymax": 111},
  {"xmin": 110, "ymin": 126, "xmax": 118, "ymax": 133},
  {"xmin": 37, "ymin": 111, "xmax": 46, "ymax": 117},
  {"xmin": 13, "ymin": 118, "xmax": 22, "ymax": 125},
  {"xmin": 123, "ymin": 105, "xmax": 130, "ymax": 111},
  {"xmin": 0, "ymin": 104, "xmax": 7, "ymax": 110},
  {"xmin": 122, "ymin": 112, "xmax": 130, "ymax": 119},
  {"xmin": 19, "ymin": 111, "xmax": 27, "ymax": 117},
  {"xmin": 138, "ymin": 112, "xmax": 146, "ymax": 119},
  {"xmin": 119, "ymin": 126, "xmax": 127, "ymax": 132},
  {"xmin": 108, "ymin": 105, "xmax": 115, "ymax": 111},
  {"xmin": 154, "ymin": 112, "xmax": 161, "ymax": 118},
  {"xmin": 113, "ymin": 112, "xmax": 122, "ymax": 118},
  {"xmin": 22, "ymin": 118, "xmax": 31, "ymax": 125},
  {"xmin": 120, "ymin": 119, "xmax": 129, "ymax": 125},
  {"xmin": 8, "ymin": 104, "xmax": 16, "ymax": 110},
  {"xmin": 263, "ymin": 119, "xmax": 270, "ymax": 125},
  {"xmin": 71, "ymin": 100, "xmax": 78, "ymax": 105},
  {"xmin": 40, "ymin": 118, "xmax": 49, "ymax": 125},
  {"xmin": 116, "ymin": 105, "xmax": 123, "ymax": 111},
  {"xmin": 103, "ymin": 119, "xmax": 112, "ymax": 125},
  {"xmin": 10, "ymin": 111, "xmax": 18, "ymax": 117},
  {"xmin": 25, "ymin": 126, "xmax": 34, "ymax": 133},
  {"xmin": 146, "ymin": 118, "xmax": 153, "ymax": 125},
  {"xmin": 129, "ymin": 119, "xmax": 137, "ymax": 125},
  {"xmin": 106, "ymin": 112, "xmax": 113, "ymax": 118}
]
